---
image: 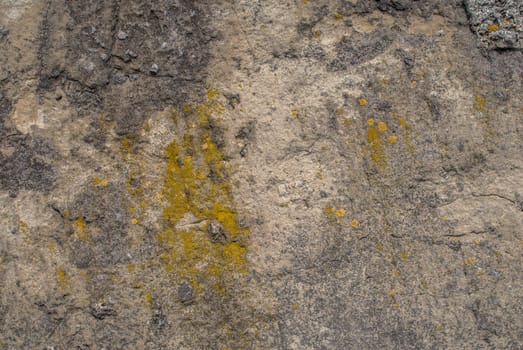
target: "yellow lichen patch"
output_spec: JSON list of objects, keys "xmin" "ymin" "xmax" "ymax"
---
[
  {"xmin": 400, "ymin": 251, "xmax": 409, "ymax": 260},
  {"xmin": 75, "ymin": 216, "xmax": 89, "ymax": 241},
  {"xmin": 336, "ymin": 107, "xmax": 344, "ymax": 116},
  {"xmin": 474, "ymin": 95, "xmax": 486, "ymax": 112},
  {"xmin": 487, "ymin": 23, "xmax": 499, "ymax": 32},
  {"xmin": 388, "ymin": 289, "xmax": 397, "ymax": 296},
  {"xmin": 350, "ymin": 219, "xmax": 359, "ymax": 228},
  {"xmin": 313, "ymin": 30, "xmax": 322, "ymax": 38},
  {"xmin": 377, "ymin": 121, "xmax": 388, "ymax": 132},
  {"xmin": 464, "ymin": 257, "xmax": 476, "ymax": 265},
  {"xmin": 359, "ymin": 98, "xmax": 368, "ymax": 106},
  {"xmin": 93, "ymin": 177, "xmax": 109, "ymax": 187},
  {"xmin": 324, "ymin": 205, "xmax": 345, "ymax": 221},
  {"xmin": 291, "ymin": 107, "xmax": 299, "ymax": 119},
  {"xmin": 131, "ymin": 218, "xmax": 139, "ymax": 225},
  {"xmin": 145, "ymin": 290, "xmax": 153, "ymax": 305},
  {"xmin": 335, "ymin": 12, "xmax": 344, "ymax": 20},
  {"xmin": 57, "ymin": 266, "xmax": 69, "ymax": 290},
  {"xmin": 367, "ymin": 126, "xmax": 386, "ymax": 166},
  {"xmin": 343, "ymin": 118, "xmax": 350, "ymax": 127},
  {"xmin": 388, "ymin": 135, "xmax": 398, "ymax": 144},
  {"xmin": 158, "ymin": 89, "xmax": 249, "ymax": 296},
  {"xmin": 367, "ymin": 118, "xmax": 374, "ymax": 126},
  {"xmin": 520, "ymin": 239, "xmax": 523, "ymax": 246},
  {"xmin": 398, "ymin": 116, "xmax": 415, "ymax": 154},
  {"xmin": 376, "ymin": 244, "xmax": 383, "ymax": 251}
]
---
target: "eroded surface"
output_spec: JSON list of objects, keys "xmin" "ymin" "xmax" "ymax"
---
[{"xmin": 1, "ymin": 0, "xmax": 522, "ymax": 349}]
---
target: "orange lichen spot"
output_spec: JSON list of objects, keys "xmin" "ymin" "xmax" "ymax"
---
[
  {"xmin": 359, "ymin": 98, "xmax": 368, "ymax": 106},
  {"xmin": 93, "ymin": 177, "xmax": 109, "ymax": 187},
  {"xmin": 401, "ymin": 251, "xmax": 409, "ymax": 260},
  {"xmin": 464, "ymin": 257, "xmax": 476, "ymax": 265},
  {"xmin": 350, "ymin": 219, "xmax": 359, "ymax": 228},
  {"xmin": 377, "ymin": 121, "xmax": 388, "ymax": 132},
  {"xmin": 313, "ymin": 30, "xmax": 322, "ymax": 38},
  {"xmin": 487, "ymin": 23, "xmax": 499, "ymax": 32},
  {"xmin": 388, "ymin": 289, "xmax": 397, "ymax": 296},
  {"xmin": 335, "ymin": 12, "xmax": 344, "ymax": 20},
  {"xmin": 388, "ymin": 135, "xmax": 398, "ymax": 144},
  {"xmin": 367, "ymin": 118, "xmax": 375, "ymax": 126}
]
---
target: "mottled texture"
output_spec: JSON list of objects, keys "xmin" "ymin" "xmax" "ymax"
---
[{"xmin": 1, "ymin": 0, "xmax": 522, "ymax": 349}]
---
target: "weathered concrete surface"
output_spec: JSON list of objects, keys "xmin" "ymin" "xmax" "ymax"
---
[{"xmin": 1, "ymin": 0, "xmax": 522, "ymax": 349}]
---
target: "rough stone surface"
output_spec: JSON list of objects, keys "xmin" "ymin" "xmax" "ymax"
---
[
  {"xmin": 464, "ymin": 0, "xmax": 523, "ymax": 50},
  {"xmin": 1, "ymin": 0, "xmax": 523, "ymax": 349}
]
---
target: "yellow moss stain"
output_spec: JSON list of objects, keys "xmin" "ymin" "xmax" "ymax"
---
[{"xmin": 158, "ymin": 89, "xmax": 249, "ymax": 295}]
